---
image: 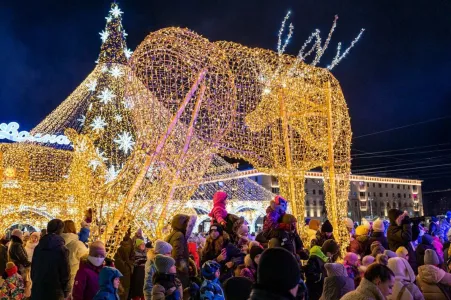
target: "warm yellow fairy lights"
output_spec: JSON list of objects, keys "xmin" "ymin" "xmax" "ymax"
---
[{"xmin": 0, "ymin": 5, "xmax": 360, "ymax": 256}]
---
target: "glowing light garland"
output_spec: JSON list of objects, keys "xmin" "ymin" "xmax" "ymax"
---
[{"xmin": 0, "ymin": 5, "xmax": 362, "ymax": 256}]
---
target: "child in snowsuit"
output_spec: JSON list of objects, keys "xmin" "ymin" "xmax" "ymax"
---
[
  {"xmin": 209, "ymin": 191, "xmax": 228, "ymax": 226},
  {"xmin": 0, "ymin": 262, "xmax": 25, "ymax": 300},
  {"xmin": 200, "ymin": 261, "xmax": 224, "ymax": 300},
  {"xmin": 93, "ymin": 267, "xmax": 123, "ymax": 300}
]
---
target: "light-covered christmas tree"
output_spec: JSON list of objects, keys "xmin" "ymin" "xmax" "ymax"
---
[{"xmin": 32, "ymin": 3, "xmax": 135, "ymax": 178}]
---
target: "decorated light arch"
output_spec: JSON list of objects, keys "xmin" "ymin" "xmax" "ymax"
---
[{"xmin": 0, "ymin": 5, "xmax": 361, "ymax": 256}]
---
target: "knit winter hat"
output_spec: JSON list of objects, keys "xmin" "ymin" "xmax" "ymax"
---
[
  {"xmin": 11, "ymin": 229, "xmax": 23, "ymax": 239},
  {"xmin": 223, "ymin": 277, "xmax": 253, "ymax": 300},
  {"xmin": 135, "ymin": 239, "xmax": 144, "ymax": 248},
  {"xmin": 372, "ymin": 219, "xmax": 385, "ymax": 233},
  {"xmin": 155, "ymin": 254, "xmax": 175, "ymax": 274},
  {"xmin": 249, "ymin": 245, "xmax": 264, "ymax": 264},
  {"xmin": 325, "ymin": 263, "xmax": 347, "ymax": 277},
  {"xmin": 309, "ymin": 219, "xmax": 320, "ymax": 231},
  {"xmin": 396, "ymin": 247, "xmax": 408, "ymax": 259},
  {"xmin": 362, "ymin": 255, "xmax": 375, "ymax": 266},
  {"xmin": 89, "ymin": 241, "xmax": 106, "ymax": 257},
  {"xmin": 355, "ymin": 225, "xmax": 369, "ymax": 236},
  {"xmin": 321, "ymin": 220, "xmax": 333, "ymax": 233},
  {"xmin": 424, "ymin": 249, "xmax": 440, "ymax": 265},
  {"xmin": 388, "ymin": 209, "xmax": 403, "ymax": 224},
  {"xmin": 384, "ymin": 250, "xmax": 397, "ymax": 258},
  {"xmin": 154, "ymin": 239, "xmax": 173, "ymax": 255},
  {"xmin": 345, "ymin": 218, "xmax": 354, "ymax": 229},
  {"xmin": 344, "ymin": 252, "xmax": 359, "ymax": 265},
  {"xmin": 47, "ymin": 219, "xmax": 65, "ymax": 234},
  {"xmin": 257, "ymin": 248, "xmax": 301, "ymax": 294},
  {"xmin": 201, "ymin": 260, "xmax": 221, "ymax": 280},
  {"xmin": 209, "ymin": 224, "xmax": 224, "ymax": 235},
  {"xmin": 321, "ymin": 239, "xmax": 339, "ymax": 255}
]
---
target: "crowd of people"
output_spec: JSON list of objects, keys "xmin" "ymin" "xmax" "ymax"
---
[{"xmin": 0, "ymin": 192, "xmax": 451, "ymax": 299}]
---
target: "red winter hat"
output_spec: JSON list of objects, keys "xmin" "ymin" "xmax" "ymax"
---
[{"xmin": 213, "ymin": 191, "xmax": 227, "ymax": 206}]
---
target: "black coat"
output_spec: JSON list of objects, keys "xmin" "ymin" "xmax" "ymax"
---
[
  {"xmin": 387, "ymin": 223, "xmax": 412, "ymax": 251},
  {"xmin": 31, "ymin": 233, "xmax": 70, "ymax": 300},
  {"xmin": 303, "ymin": 255, "xmax": 327, "ymax": 300},
  {"xmin": 0, "ymin": 244, "xmax": 7, "ymax": 276},
  {"xmin": 9, "ymin": 235, "xmax": 31, "ymax": 273}
]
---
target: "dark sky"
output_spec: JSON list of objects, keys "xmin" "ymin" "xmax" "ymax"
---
[{"xmin": 1, "ymin": 0, "xmax": 451, "ymax": 196}]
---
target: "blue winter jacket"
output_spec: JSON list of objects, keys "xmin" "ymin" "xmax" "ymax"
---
[
  {"xmin": 78, "ymin": 227, "xmax": 90, "ymax": 243},
  {"xmin": 93, "ymin": 266, "xmax": 123, "ymax": 300},
  {"xmin": 199, "ymin": 277, "xmax": 224, "ymax": 300},
  {"xmin": 143, "ymin": 258, "xmax": 156, "ymax": 300}
]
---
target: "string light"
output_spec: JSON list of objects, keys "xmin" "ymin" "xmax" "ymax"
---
[{"xmin": 0, "ymin": 5, "xmax": 362, "ymax": 256}]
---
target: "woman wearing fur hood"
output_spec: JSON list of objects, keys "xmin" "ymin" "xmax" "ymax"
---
[{"xmin": 164, "ymin": 214, "xmax": 196, "ymax": 288}]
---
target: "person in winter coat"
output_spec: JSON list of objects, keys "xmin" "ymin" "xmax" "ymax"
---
[
  {"xmin": 165, "ymin": 214, "xmax": 196, "ymax": 288},
  {"xmin": 304, "ymin": 239, "xmax": 339, "ymax": 300},
  {"xmin": 431, "ymin": 232, "xmax": 444, "ymax": 260},
  {"xmin": 262, "ymin": 196, "xmax": 289, "ymax": 239},
  {"xmin": 0, "ymin": 241, "xmax": 7, "ymax": 278},
  {"xmin": 209, "ymin": 191, "xmax": 228, "ymax": 226},
  {"xmin": 0, "ymin": 262, "xmax": 25, "ymax": 300},
  {"xmin": 248, "ymin": 248, "xmax": 301, "ymax": 300},
  {"xmin": 72, "ymin": 241, "xmax": 106, "ymax": 300},
  {"xmin": 341, "ymin": 263, "xmax": 395, "ymax": 300},
  {"xmin": 201, "ymin": 224, "xmax": 230, "ymax": 266},
  {"xmin": 24, "ymin": 232, "xmax": 39, "ymax": 264},
  {"xmin": 239, "ymin": 246, "xmax": 263, "ymax": 283},
  {"xmin": 308, "ymin": 220, "xmax": 321, "ymax": 247},
  {"xmin": 387, "ymin": 257, "xmax": 424, "ymax": 300},
  {"xmin": 343, "ymin": 252, "xmax": 361, "ymax": 287},
  {"xmin": 143, "ymin": 240, "xmax": 172, "ymax": 300},
  {"xmin": 387, "ymin": 209, "xmax": 417, "ymax": 274},
  {"xmin": 319, "ymin": 263, "xmax": 354, "ymax": 300},
  {"xmin": 200, "ymin": 261, "xmax": 225, "ymax": 300},
  {"xmin": 31, "ymin": 219, "xmax": 70, "ymax": 300},
  {"xmin": 130, "ymin": 239, "xmax": 147, "ymax": 300},
  {"xmin": 62, "ymin": 220, "xmax": 89, "ymax": 292},
  {"xmin": 187, "ymin": 237, "xmax": 200, "ymax": 269},
  {"xmin": 439, "ymin": 212, "xmax": 451, "ymax": 242},
  {"xmin": 151, "ymin": 255, "xmax": 183, "ymax": 300},
  {"xmin": 8, "ymin": 229, "xmax": 31, "ymax": 275},
  {"xmin": 416, "ymin": 234, "xmax": 438, "ymax": 267},
  {"xmin": 313, "ymin": 220, "xmax": 335, "ymax": 248},
  {"xmin": 279, "ymin": 214, "xmax": 306, "ymax": 258},
  {"xmin": 114, "ymin": 234, "xmax": 134, "ymax": 300},
  {"xmin": 416, "ymin": 249, "xmax": 451, "ymax": 300},
  {"xmin": 348, "ymin": 225, "xmax": 370, "ymax": 257},
  {"xmin": 93, "ymin": 267, "xmax": 123, "ymax": 300},
  {"xmin": 368, "ymin": 219, "xmax": 389, "ymax": 250}
]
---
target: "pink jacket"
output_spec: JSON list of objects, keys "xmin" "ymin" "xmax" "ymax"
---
[
  {"xmin": 432, "ymin": 236, "xmax": 444, "ymax": 260},
  {"xmin": 208, "ymin": 191, "xmax": 228, "ymax": 224}
]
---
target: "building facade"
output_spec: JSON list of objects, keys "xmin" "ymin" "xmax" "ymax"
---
[{"xmin": 244, "ymin": 171, "xmax": 423, "ymax": 222}]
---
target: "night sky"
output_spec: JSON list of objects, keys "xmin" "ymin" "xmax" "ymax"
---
[{"xmin": 1, "ymin": 1, "xmax": 451, "ymax": 202}]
